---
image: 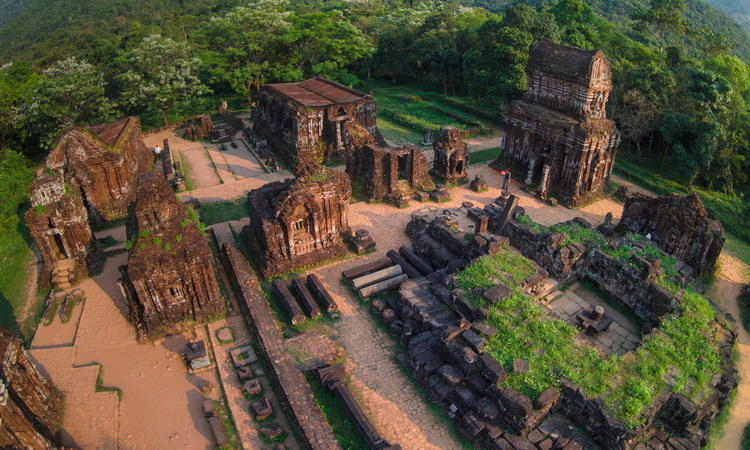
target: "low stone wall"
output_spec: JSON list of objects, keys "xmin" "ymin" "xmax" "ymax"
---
[
  {"xmin": 222, "ymin": 244, "xmax": 340, "ymax": 450},
  {"xmin": 500, "ymin": 219, "xmax": 586, "ymax": 282},
  {"xmin": 584, "ymin": 249, "xmax": 677, "ymax": 323}
]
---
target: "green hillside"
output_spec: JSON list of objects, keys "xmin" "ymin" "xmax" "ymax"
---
[
  {"xmin": 0, "ymin": 0, "xmax": 241, "ymax": 64},
  {"xmin": 706, "ymin": 0, "xmax": 750, "ymax": 31},
  {"xmin": 462, "ymin": 0, "xmax": 750, "ymax": 60}
]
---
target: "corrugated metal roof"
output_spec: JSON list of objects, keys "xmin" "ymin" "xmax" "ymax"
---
[{"xmin": 266, "ymin": 77, "xmax": 369, "ymax": 107}]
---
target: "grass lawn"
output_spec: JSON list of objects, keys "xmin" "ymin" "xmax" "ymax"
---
[
  {"xmin": 372, "ymin": 83, "xmax": 500, "ymax": 145},
  {"xmin": 199, "ymin": 198, "xmax": 249, "ymax": 226},
  {"xmin": 139, "ymin": 94, "xmax": 248, "ymax": 131},
  {"xmin": 469, "ymin": 147, "xmax": 501, "ymax": 165},
  {"xmin": 455, "ymin": 244, "xmax": 726, "ymax": 429},
  {"xmin": 0, "ymin": 209, "xmax": 34, "ymax": 341}
]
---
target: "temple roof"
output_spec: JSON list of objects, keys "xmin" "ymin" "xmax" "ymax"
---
[
  {"xmin": 86, "ymin": 116, "xmax": 136, "ymax": 147},
  {"xmin": 527, "ymin": 39, "xmax": 604, "ymax": 86},
  {"xmin": 265, "ymin": 77, "xmax": 371, "ymax": 107}
]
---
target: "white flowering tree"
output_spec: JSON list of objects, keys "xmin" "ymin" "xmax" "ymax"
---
[
  {"xmin": 15, "ymin": 57, "xmax": 115, "ymax": 147},
  {"xmin": 119, "ymin": 34, "xmax": 209, "ymax": 126}
]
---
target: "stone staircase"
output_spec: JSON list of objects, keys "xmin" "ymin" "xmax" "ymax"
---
[{"xmin": 51, "ymin": 259, "xmax": 76, "ymax": 290}]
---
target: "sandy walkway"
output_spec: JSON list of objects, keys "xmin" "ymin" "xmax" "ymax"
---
[
  {"xmin": 182, "ymin": 147, "xmax": 221, "ymax": 189},
  {"xmin": 31, "ymin": 252, "xmax": 219, "ymax": 449}
]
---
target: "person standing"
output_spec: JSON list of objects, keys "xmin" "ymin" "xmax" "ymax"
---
[{"xmin": 503, "ymin": 168, "xmax": 511, "ymax": 191}]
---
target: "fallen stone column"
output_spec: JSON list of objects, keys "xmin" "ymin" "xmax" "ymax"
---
[
  {"xmin": 398, "ymin": 246, "xmax": 434, "ymax": 276},
  {"xmin": 307, "ymin": 274, "xmax": 338, "ymax": 313},
  {"xmin": 387, "ymin": 250, "xmax": 422, "ymax": 279},
  {"xmin": 352, "ymin": 265, "xmax": 403, "ymax": 290},
  {"xmin": 358, "ymin": 274, "xmax": 409, "ymax": 299},
  {"xmin": 291, "ymin": 276, "xmax": 322, "ymax": 318},
  {"xmin": 272, "ymin": 279, "xmax": 306, "ymax": 325},
  {"xmin": 319, "ymin": 365, "xmax": 400, "ymax": 450},
  {"xmin": 342, "ymin": 257, "xmax": 394, "ymax": 280}
]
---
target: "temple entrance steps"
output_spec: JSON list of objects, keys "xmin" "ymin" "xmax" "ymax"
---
[{"xmin": 51, "ymin": 258, "xmax": 76, "ymax": 290}]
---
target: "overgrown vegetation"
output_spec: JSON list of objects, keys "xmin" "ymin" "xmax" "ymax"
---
[
  {"xmin": 213, "ymin": 399, "xmax": 243, "ymax": 450},
  {"xmin": 454, "ymin": 245, "xmax": 725, "ymax": 428}
]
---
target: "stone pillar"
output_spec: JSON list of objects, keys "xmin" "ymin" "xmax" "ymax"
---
[
  {"xmin": 525, "ymin": 157, "xmax": 536, "ymax": 185},
  {"xmin": 539, "ymin": 164, "xmax": 552, "ymax": 198}
]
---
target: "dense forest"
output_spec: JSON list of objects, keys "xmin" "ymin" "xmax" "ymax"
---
[
  {"xmin": 706, "ymin": 0, "xmax": 750, "ymax": 31},
  {"xmin": 1, "ymin": 0, "xmax": 750, "ymax": 247}
]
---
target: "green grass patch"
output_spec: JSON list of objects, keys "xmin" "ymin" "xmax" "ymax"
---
[
  {"xmin": 372, "ymin": 83, "xmax": 499, "ymax": 146},
  {"xmin": 199, "ymin": 198, "xmax": 249, "ymax": 226},
  {"xmin": 305, "ymin": 373, "xmax": 368, "ymax": 449},
  {"xmin": 742, "ymin": 422, "xmax": 750, "ymax": 450},
  {"xmin": 0, "ymin": 207, "xmax": 34, "ymax": 341},
  {"xmin": 454, "ymin": 245, "xmax": 725, "ymax": 429},
  {"xmin": 213, "ymin": 399, "xmax": 242, "ymax": 450},
  {"xmin": 95, "ymin": 364, "xmax": 123, "ymax": 402},
  {"xmin": 178, "ymin": 151, "xmax": 195, "ymax": 192},
  {"xmin": 469, "ymin": 147, "xmax": 501, "ymax": 165}
]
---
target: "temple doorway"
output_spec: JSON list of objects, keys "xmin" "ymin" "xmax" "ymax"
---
[
  {"xmin": 397, "ymin": 154, "xmax": 409, "ymax": 180},
  {"xmin": 50, "ymin": 233, "xmax": 68, "ymax": 260}
]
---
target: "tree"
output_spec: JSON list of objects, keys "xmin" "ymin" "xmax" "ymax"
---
[
  {"xmin": 618, "ymin": 90, "xmax": 660, "ymax": 156},
  {"xmin": 501, "ymin": 4, "xmax": 559, "ymax": 42},
  {"xmin": 631, "ymin": 0, "xmax": 688, "ymax": 50},
  {"xmin": 0, "ymin": 148, "xmax": 33, "ymax": 232},
  {"xmin": 288, "ymin": 11, "xmax": 374, "ymax": 79},
  {"xmin": 15, "ymin": 57, "xmax": 115, "ymax": 148},
  {"xmin": 119, "ymin": 35, "xmax": 209, "ymax": 126},
  {"xmin": 198, "ymin": 0, "xmax": 298, "ymax": 96},
  {"xmin": 463, "ymin": 24, "xmax": 532, "ymax": 103}
]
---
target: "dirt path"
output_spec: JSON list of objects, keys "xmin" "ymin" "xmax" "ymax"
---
[
  {"xmin": 31, "ymin": 251, "xmax": 218, "ymax": 449},
  {"xmin": 712, "ymin": 250, "xmax": 750, "ymax": 450}
]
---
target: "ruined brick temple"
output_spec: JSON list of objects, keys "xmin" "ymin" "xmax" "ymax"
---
[
  {"xmin": 346, "ymin": 143, "xmax": 432, "ymax": 202},
  {"xmin": 617, "ymin": 193, "xmax": 725, "ymax": 277},
  {"xmin": 432, "ymin": 126, "xmax": 468, "ymax": 185},
  {"xmin": 246, "ymin": 169, "xmax": 351, "ymax": 277},
  {"xmin": 493, "ymin": 39, "xmax": 620, "ymax": 206},
  {"xmin": 26, "ymin": 117, "xmax": 153, "ymax": 280},
  {"xmin": 120, "ymin": 173, "xmax": 223, "ymax": 340},
  {"xmin": 253, "ymin": 77, "xmax": 380, "ymax": 174},
  {"xmin": 0, "ymin": 328, "xmax": 63, "ymax": 448}
]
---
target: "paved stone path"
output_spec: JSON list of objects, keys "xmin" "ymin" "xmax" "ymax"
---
[{"xmin": 546, "ymin": 284, "xmax": 641, "ymax": 356}]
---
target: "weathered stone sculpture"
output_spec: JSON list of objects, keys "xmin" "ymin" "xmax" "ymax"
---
[
  {"xmin": 0, "ymin": 328, "xmax": 64, "ymax": 448},
  {"xmin": 25, "ymin": 117, "xmax": 153, "ymax": 282},
  {"xmin": 617, "ymin": 193, "xmax": 725, "ymax": 277},
  {"xmin": 253, "ymin": 77, "xmax": 380, "ymax": 174},
  {"xmin": 346, "ymin": 143, "xmax": 432, "ymax": 202},
  {"xmin": 433, "ymin": 126, "xmax": 468, "ymax": 184},
  {"xmin": 120, "ymin": 173, "xmax": 223, "ymax": 341},
  {"xmin": 493, "ymin": 39, "xmax": 620, "ymax": 207},
  {"xmin": 247, "ymin": 169, "xmax": 351, "ymax": 277}
]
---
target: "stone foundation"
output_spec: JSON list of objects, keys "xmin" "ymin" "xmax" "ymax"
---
[{"xmin": 222, "ymin": 244, "xmax": 340, "ymax": 449}]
